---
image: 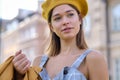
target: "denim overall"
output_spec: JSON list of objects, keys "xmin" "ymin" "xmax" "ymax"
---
[{"xmin": 39, "ymin": 49, "xmax": 92, "ymax": 80}]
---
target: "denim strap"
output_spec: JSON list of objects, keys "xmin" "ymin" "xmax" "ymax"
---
[
  {"xmin": 39, "ymin": 55, "xmax": 48, "ymax": 68},
  {"xmin": 71, "ymin": 49, "xmax": 92, "ymax": 68}
]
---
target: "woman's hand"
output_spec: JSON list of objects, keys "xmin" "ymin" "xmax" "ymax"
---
[{"xmin": 12, "ymin": 50, "xmax": 31, "ymax": 75}]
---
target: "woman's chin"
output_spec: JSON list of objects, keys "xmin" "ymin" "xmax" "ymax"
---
[{"xmin": 61, "ymin": 35, "xmax": 76, "ymax": 40}]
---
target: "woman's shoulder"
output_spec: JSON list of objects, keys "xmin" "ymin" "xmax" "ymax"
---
[
  {"xmin": 86, "ymin": 49, "xmax": 108, "ymax": 69},
  {"xmin": 32, "ymin": 54, "xmax": 49, "ymax": 66},
  {"xmin": 85, "ymin": 50, "xmax": 109, "ymax": 79},
  {"xmin": 86, "ymin": 50, "xmax": 106, "ymax": 62},
  {"xmin": 32, "ymin": 55, "xmax": 43, "ymax": 66}
]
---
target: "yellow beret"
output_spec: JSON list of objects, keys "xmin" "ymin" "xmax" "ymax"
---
[{"xmin": 42, "ymin": 0, "xmax": 88, "ymax": 20}]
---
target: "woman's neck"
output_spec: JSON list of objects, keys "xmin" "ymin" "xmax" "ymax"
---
[{"xmin": 60, "ymin": 38, "xmax": 79, "ymax": 55}]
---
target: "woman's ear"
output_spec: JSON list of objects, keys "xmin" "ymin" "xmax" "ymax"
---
[
  {"xmin": 49, "ymin": 23, "xmax": 54, "ymax": 32},
  {"xmin": 78, "ymin": 14, "xmax": 82, "ymax": 25}
]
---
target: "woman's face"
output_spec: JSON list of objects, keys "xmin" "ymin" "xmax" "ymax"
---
[{"xmin": 50, "ymin": 4, "xmax": 81, "ymax": 40}]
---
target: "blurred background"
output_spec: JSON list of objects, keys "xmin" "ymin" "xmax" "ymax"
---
[{"xmin": 0, "ymin": 0, "xmax": 120, "ymax": 80}]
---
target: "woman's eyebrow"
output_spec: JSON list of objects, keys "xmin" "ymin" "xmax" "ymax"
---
[
  {"xmin": 52, "ymin": 10, "xmax": 74, "ymax": 18},
  {"xmin": 66, "ymin": 10, "xmax": 74, "ymax": 13}
]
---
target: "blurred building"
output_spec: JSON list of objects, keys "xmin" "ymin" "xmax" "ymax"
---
[
  {"xmin": 86, "ymin": 0, "xmax": 120, "ymax": 80},
  {"xmin": 0, "ymin": 0, "xmax": 50, "ymax": 64},
  {"xmin": 107, "ymin": 0, "xmax": 120, "ymax": 80}
]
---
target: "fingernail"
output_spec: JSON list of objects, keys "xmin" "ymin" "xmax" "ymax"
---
[{"xmin": 18, "ymin": 50, "xmax": 22, "ymax": 53}]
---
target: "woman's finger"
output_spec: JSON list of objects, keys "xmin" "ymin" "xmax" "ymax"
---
[
  {"xmin": 13, "ymin": 57, "xmax": 26, "ymax": 69},
  {"xmin": 22, "ymin": 61, "xmax": 31, "ymax": 73},
  {"xmin": 13, "ymin": 53, "xmax": 25, "ymax": 64},
  {"xmin": 13, "ymin": 57, "xmax": 30, "ymax": 74},
  {"xmin": 15, "ymin": 50, "xmax": 22, "ymax": 56}
]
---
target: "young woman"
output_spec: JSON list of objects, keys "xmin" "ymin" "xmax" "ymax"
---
[{"xmin": 13, "ymin": 0, "xmax": 109, "ymax": 80}]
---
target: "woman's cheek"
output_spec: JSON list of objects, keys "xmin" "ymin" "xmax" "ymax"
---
[{"xmin": 53, "ymin": 28, "xmax": 61, "ymax": 36}]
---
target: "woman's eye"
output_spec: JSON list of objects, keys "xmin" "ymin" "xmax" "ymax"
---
[
  {"xmin": 54, "ymin": 17, "xmax": 61, "ymax": 21},
  {"xmin": 67, "ymin": 13, "xmax": 74, "ymax": 17}
]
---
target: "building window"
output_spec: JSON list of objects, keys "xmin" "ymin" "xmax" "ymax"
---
[
  {"xmin": 112, "ymin": 4, "xmax": 120, "ymax": 31},
  {"xmin": 22, "ymin": 47, "xmax": 36, "ymax": 64},
  {"xmin": 6, "ymin": 20, "xmax": 19, "ymax": 32},
  {"xmin": 30, "ymin": 26, "xmax": 37, "ymax": 39},
  {"xmin": 20, "ymin": 26, "xmax": 37, "ymax": 42},
  {"xmin": 115, "ymin": 59, "xmax": 120, "ymax": 80}
]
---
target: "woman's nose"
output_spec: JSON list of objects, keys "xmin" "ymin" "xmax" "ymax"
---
[{"xmin": 62, "ymin": 17, "xmax": 70, "ymax": 25}]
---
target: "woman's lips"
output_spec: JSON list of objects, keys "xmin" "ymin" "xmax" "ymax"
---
[{"xmin": 62, "ymin": 27, "xmax": 73, "ymax": 32}]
